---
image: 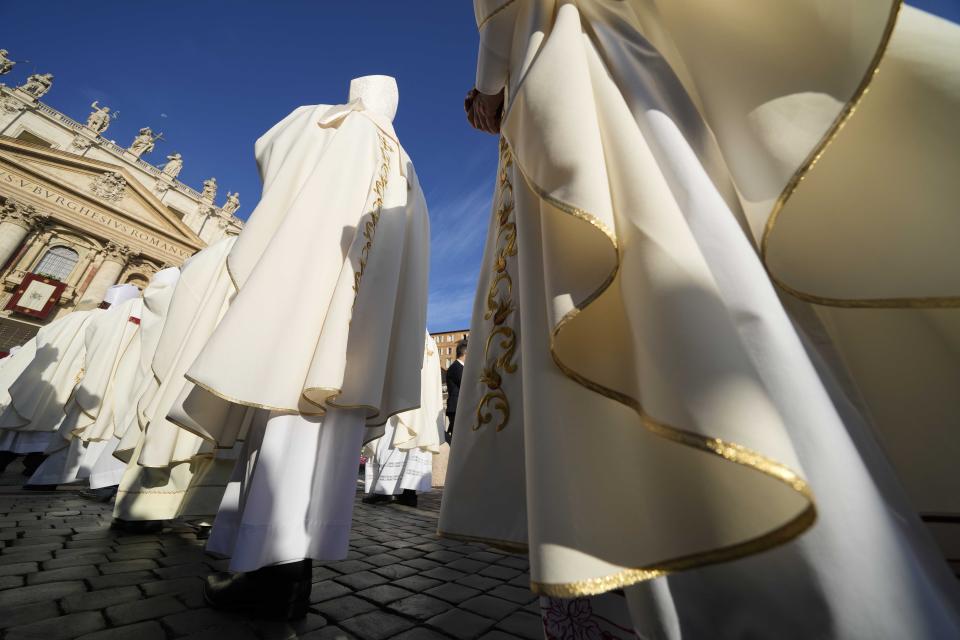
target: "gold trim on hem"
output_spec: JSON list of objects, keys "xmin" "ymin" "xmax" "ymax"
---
[
  {"xmin": 499, "ymin": 130, "xmax": 816, "ymax": 596},
  {"xmin": 436, "ymin": 528, "xmax": 529, "ymax": 555},
  {"xmin": 760, "ymin": 2, "xmax": 954, "ymax": 308}
]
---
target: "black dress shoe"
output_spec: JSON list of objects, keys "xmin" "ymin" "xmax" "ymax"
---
[
  {"xmin": 362, "ymin": 493, "xmax": 392, "ymax": 505},
  {"xmin": 204, "ymin": 559, "xmax": 311, "ymax": 619},
  {"xmin": 0, "ymin": 451, "xmax": 17, "ymax": 474},
  {"xmin": 396, "ymin": 489, "xmax": 418, "ymax": 508},
  {"xmin": 21, "ymin": 452, "xmax": 47, "ymax": 476},
  {"xmin": 111, "ymin": 518, "xmax": 165, "ymax": 534}
]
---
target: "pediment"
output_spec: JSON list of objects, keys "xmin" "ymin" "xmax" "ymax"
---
[{"xmin": 0, "ymin": 137, "xmax": 202, "ymax": 263}]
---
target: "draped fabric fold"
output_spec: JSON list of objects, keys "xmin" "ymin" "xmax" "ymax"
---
[
  {"xmin": 441, "ymin": 3, "xmax": 960, "ymax": 625},
  {"xmin": 185, "ymin": 103, "xmax": 429, "ymax": 434}
]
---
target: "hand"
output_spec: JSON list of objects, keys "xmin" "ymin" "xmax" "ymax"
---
[{"xmin": 465, "ymin": 87, "xmax": 504, "ymax": 134}]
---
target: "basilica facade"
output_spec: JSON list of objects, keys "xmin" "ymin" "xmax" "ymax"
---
[{"xmin": 0, "ymin": 52, "xmax": 242, "ymax": 351}]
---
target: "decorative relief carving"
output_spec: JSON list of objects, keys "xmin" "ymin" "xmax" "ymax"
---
[
  {"xmin": 0, "ymin": 95, "xmax": 24, "ymax": 114},
  {"xmin": 70, "ymin": 133, "xmax": 94, "ymax": 151},
  {"xmin": 89, "ymin": 171, "xmax": 127, "ymax": 202},
  {"xmin": 19, "ymin": 73, "xmax": 53, "ymax": 99},
  {"xmin": 101, "ymin": 241, "xmax": 134, "ymax": 263},
  {"xmin": 0, "ymin": 198, "xmax": 47, "ymax": 230}
]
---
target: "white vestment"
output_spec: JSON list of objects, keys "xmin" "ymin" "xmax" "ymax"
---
[
  {"xmin": 30, "ymin": 284, "xmax": 142, "ymax": 486},
  {"xmin": 365, "ymin": 333, "xmax": 445, "ymax": 495},
  {"xmin": 195, "ymin": 76, "xmax": 430, "ymax": 572},
  {"xmin": 440, "ymin": 2, "xmax": 960, "ymax": 638},
  {"xmin": 114, "ymin": 239, "xmax": 242, "ymax": 522}
]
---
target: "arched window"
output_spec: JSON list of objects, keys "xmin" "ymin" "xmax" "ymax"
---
[{"xmin": 33, "ymin": 246, "xmax": 79, "ymax": 282}]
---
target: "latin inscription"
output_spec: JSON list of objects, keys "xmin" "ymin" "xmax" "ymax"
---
[{"xmin": 0, "ymin": 167, "xmax": 191, "ymax": 259}]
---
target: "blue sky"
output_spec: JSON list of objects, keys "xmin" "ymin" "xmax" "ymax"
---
[{"xmin": 1, "ymin": 1, "xmax": 956, "ymax": 331}]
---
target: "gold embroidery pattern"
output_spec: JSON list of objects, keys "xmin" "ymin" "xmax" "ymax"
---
[
  {"xmin": 474, "ymin": 139, "xmax": 518, "ymax": 433},
  {"xmin": 352, "ymin": 132, "xmax": 393, "ymax": 306}
]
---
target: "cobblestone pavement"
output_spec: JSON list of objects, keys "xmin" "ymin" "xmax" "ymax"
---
[{"xmin": 0, "ymin": 460, "xmax": 543, "ymax": 640}]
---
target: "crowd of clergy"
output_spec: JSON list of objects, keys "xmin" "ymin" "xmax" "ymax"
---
[{"xmin": 0, "ymin": 1, "xmax": 959, "ymax": 637}]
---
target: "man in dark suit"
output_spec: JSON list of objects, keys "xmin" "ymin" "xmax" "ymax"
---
[{"xmin": 445, "ymin": 339, "xmax": 467, "ymax": 443}]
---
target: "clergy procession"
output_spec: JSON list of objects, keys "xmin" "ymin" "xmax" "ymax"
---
[{"xmin": 0, "ymin": 1, "xmax": 958, "ymax": 638}]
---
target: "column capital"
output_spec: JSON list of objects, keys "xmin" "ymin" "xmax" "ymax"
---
[
  {"xmin": 101, "ymin": 241, "xmax": 137, "ymax": 263},
  {"xmin": 0, "ymin": 198, "xmax": 48, "ymax": 231}
]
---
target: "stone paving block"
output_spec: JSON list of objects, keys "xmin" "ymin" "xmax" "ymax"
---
[
  {"xmin": 105, "ymin": 593, "xmax": 186, "ymax": 625},
  {"xmin": 507, "ymin": 574, "xmax": 530, "ymax": 588},
  {"xmin": 55, "ymin": 546, "xmax": 114, "ymax": 558},
  {"xmin": 61, "ymin": 585, "xmax": 142, "ymax": 612},
  {"xmin": 425, "ymin": 582, "xmax": 482, "ymax": 604},
  {"xmin": 86, "ymin": 570, "xmax": 154, "ymax": 589},
  {"xmin": 355, "ymin": 583, "xmax": 413, "ymax": 605},
  {"xmin": 422, "ymin": 566, "xmax": 467, "ymax": 582},
  {"xmin": 156, "ymin": 550, "xmax": 206, "ymax": 567},
  {"xmin": 389, "ymin": 547, "xmax": 426, "ymax": 560},
  {"xmin": 355, "ymin": 544, "xmax": 391, "ymax": 555},
  {"xmin": 383, "ymin": 539, "xmax": 420, "ymax": 549},
  {"xmin": 335, "ymin": 569, "xmax": 389, "ymax": 590},
  {"xmin": 402, "ymin": 557, "xmax": 442, "ymax": 572},
  {"xmin": 26, "ymin": 564, "xmax": 98, "ymax": 584},
  {"xmin": 0, "ymin": 600, "xmax": 59, "ymax": 629},
  {"xmin": 387, "ymin": 594, "xmax": 453, "ymax": 621},
  {"xmin": 75, "ymin": 620, "xmax": 166, "ymax": 640},
  {"xmin": 340, "ymin": 610, "xmax": 415, "ymax": 640},
  {"xmin": 0, "ymin": 574, "xmax": 23, "ymax": 589},
  {"xmin": 3, "ymin": 540, "xmax": 61, "ymax": 553},
  {"xmin": 107, "ymin": 548, "xmax": 163, "ymax": 561},
  {"xmin": 495, "ymin": 556, "xmax": 529, "ymax": 570},
  {"xmin": 446, "ymin": 558, "xmax": 489, "ymax": 574},
  {"xmin": 98, "ymin": 558, "xmax": 158, "ymax": 575},
  {"xmin": 327, "ymin": 558, "xmax": 376, "ymax": 574},
  {"xmin": 479, "ymin": 631, "xmax": 523, "ymax": 640},
  {"xmin": 393, "ymin": 575, "xmax": 443, "ymax": 593},
  {"xmin": 424, "ymin": 550, "xmax": 463, "ymax": 563},
  {"xmin": 313, "ymin": 566, "xmax": 339, "ymax": 582},
  {"xmin": 152, "ymin": 562, "xmax": 209, "ymax": 579},
  {"xmin": 5, "ymin": 611, "xmax": 106, "ymax": 640},
  {"xmin": 10, "ymin": 535, "xmax": 67, "ymax": 548},
  {"xmin": 456, "ymin": 574, "xmax": 503, "ymax": 592},
  {"xmin": 43, "ymin": 553, "xmax": 108, "ymax": 569},
  {"xmin": 310, "ymin": 579, "xmax": 353, "ymax": 604},
  {"xmin": 361, "ymin": 552, "xmax": 402, "ymax": 567},
  {"xmin": 479, "ymin": 565, "xmax": 522, "ymax": 580},
  {"xmin": 466, "ymin": 551, "xmax": 505, "ymax": 563},
  {"xmin": 487, "ymin": 585, "xmax": 536, "ymax": 605},
  {"xmin": 314, "ymin": 594, "xmax": 380, "ymax": 622},
  {"xmin": 140, "ymin": 575, "xmax": 203, "ymax": 597},
  {"xmin": 66, "ymin": 539, "xmax": 116, "ymax": 549},
  {"xmin": 114, "ymin": 534, "xmax": 161, "ymax": 546},
  {"xmin": 0, "ymin": 579, "xmax": 86, "ymax": 607},
  {"xmin": 460, "ymin": 595, "xmax": 521, "ymax": 621},
  {"xmin": 161, "ymin": 607, "xmax": 241, "ymax": 635},
  {"xmin": 300, "ymin": 626, "xmax": 357, "ymax": 640},
  {"xmin": 426, "ymin": 608, "xmax": 495, "ymax": 639},
  {"xmin": 495, "ymin": 611, "xmax": 543, "ymax": 639},
  {"xmin": 0, "ymin": 560, "xmax": 36, "ymax": 576},
  {"xmin": 391, "ymin": 628, "xmax": 451, "ymax": 640},
  {"xmin": 0, "ymin": 549, "xmax": 53, "ymax": 565},
  {"xmin": 371, "ymin": 563, "xmax": 418, "ymax": 580}
]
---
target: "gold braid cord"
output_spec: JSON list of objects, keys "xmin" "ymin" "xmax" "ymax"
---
[
  {"xmin": 474, "ymin": 139, "xmax": 519, "ymax": 432},
  {"xmin": 352, "ymin": 132, "xmax": 393, "ymax": 307}
]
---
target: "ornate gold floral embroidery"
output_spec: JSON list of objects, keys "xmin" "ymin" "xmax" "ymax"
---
[
  {"xmin": 475, "ymin": 139, "xmax": 518, "ymax": 432},
  {"xmin": 352, "ymin": 132, "xmax": 393, "ymax": 307}
]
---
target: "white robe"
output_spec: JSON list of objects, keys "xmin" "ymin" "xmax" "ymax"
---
[
  {"xmin": 441, "ymin": 2, "xmax": 960, "ymax": 638},
  {"xmin": 365, "ymin": 334, "xmax": 445, "ymax": 495},
  {"xmin": 196, "ymin": 80, "xmax": 430, "ymax": 571}
]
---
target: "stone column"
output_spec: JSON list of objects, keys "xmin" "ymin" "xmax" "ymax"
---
[
  {"xmin": 76, "ymin": 242, "xmax": 134, "ymax": 309},
  {"xmin": 0, "ymin": 199, "xmax": 46, "ymax": 269}
]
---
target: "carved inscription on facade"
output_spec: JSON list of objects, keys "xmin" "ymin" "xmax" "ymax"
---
[{"xmin": 0, "ymin": 168, "xmax": 191, "ymax": 259}]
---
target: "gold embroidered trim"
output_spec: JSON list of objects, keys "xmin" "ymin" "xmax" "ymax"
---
[
  {"xmin": 474, "ymin": 139, "xmax": 519, "ymax": 432},
  {"xmin": 436, "ymin": 528, "xmax": 529, "ymax": 554},
  {"xmin": 353, "ymin": 132, "xmax": 393, "ymax": 309},
  {"xmin": 477, "ymin": 0, "xmax": 517, "ymax": 30},
  {"xmin": 499, "ymin": 131, "xmax": 816, "ymax": 596},
  {"xmin": 760, "ymin": 2, "xmax": 956, "ymax": 308}
]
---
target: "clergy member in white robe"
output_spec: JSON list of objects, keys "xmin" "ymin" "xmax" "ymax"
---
[
  {"xmin": 0, "ymin": 284, "xmax": 139, "ymax": 482},
  {"xmin": 178, "ymin": 75, "xmax": 428, "ymax": 619},
  {"xmin": 28, "ymin": 283, "xmax": 142, "ymax": 488},
  {"xmin": 113, "ymin": 238, "xmax": 250, "ymax": 532},
  {"xmin": 364, "ymin": 333, "xmax": 445, "ymax": 507},
  {"xmin": 441, "ymin": 2, "xmax": 960, "ymax": 638}
]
